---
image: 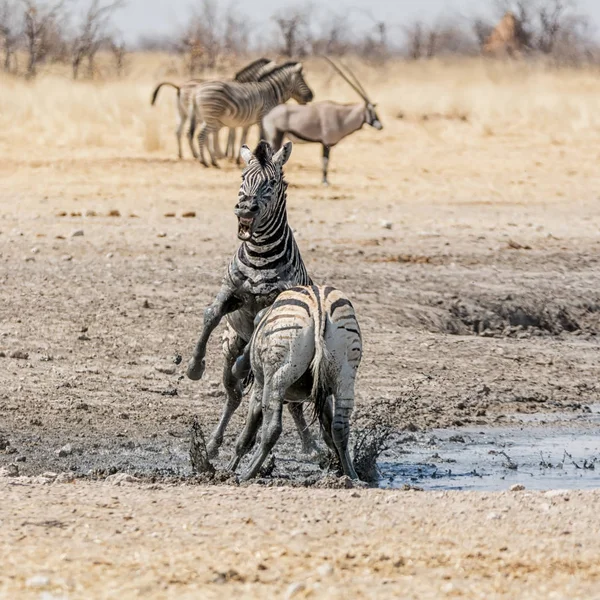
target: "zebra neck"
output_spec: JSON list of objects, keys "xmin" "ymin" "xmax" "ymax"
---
[{"xmin": 257, "ymin": 78, "xmax": 288, "ymax": 109}]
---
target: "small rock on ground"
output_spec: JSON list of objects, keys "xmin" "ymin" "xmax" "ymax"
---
[
  {"xmin": 510, "ymin": 484, "xmax": 526, "ymax": 492},
  {"xmin": 0, "ymin": 464, "xmax": 19, "ymax": 477},
  {"xmin": 105, "ymin": 473, "xmax": 139, "ymax": 486}
]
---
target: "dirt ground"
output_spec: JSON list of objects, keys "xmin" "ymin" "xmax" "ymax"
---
[
  {"xmin": 1, "ymin": 480, "xmax": 600, "ymax": 599},
  {"xmin": 2, "ymin": 64, "xmax": 600, "ymax": 596}
]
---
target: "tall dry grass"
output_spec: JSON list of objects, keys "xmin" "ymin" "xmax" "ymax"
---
[{"xmin": 2, "ymin": 53, "xmax": 600, "ymax": 160}]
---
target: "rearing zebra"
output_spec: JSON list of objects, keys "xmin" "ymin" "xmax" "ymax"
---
[
  {"xmin": 187, "ymin": 140, "xmax": 314, "ymax": 458},
  {"xmin": 191, "ymin": 62, "xmax": 314, "ymax": 167},
  {"xmin": 151, "ymin": 58, "xmax": 274, "ymax": 160}
]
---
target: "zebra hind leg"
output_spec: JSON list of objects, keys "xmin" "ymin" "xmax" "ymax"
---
[
  {"xmin": 227, "ymin": 381, "xmax": 263, "ymax": 473},
  {"xmin": 331, "ymin": 377, "xmax": 358, "ymax": 480},
  {"xmin": 196, "ymin": 122, "xmax": 211, "ymax": 168},
  {"xmin": 240, "ymin": 390, "xmax": 284, "ymax": 481},
  {"xmin": 287, "ymin": 402, "xmax": 318, "ymax": 455},
  {"xmin": 206, "ymin": 332, "xmax": 246, "ymax": 458}
]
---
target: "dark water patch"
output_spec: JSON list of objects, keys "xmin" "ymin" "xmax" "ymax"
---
[{"xmin": 380, "ymin": 406, "xmax": 600, "ymax": 491}]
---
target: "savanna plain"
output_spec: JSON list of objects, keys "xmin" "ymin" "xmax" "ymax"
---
[{"xmin": 1, "ymin": 56, "xmax": 600, "ymax": 598}]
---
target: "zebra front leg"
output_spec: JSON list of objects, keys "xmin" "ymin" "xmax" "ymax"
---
[
  {"xmin": 236, "ymin": 127, "xmax": 249, "ymax": 166},
  {"xmin": 205, "ymin": 332, "xmax": 246, "ymax": 458},
  {"xmin": 226, "ymin": 128, "xmax": 236, "ymax": 159},
  {"xmin": 227, "ymin": 381, "xmax": 263, "ymax": 472},
  {"xmin": 287, "ymin": 402, "xmax": 318, "ymax": 455},
  {"xmin": 212, "ymin": 128, "xmax": 225, "ymax": 159},
  {"xmin": 322, "ymin": 145, "xmax": 330, "ymax": 186},
  {"xmin": 186, "ymin": 289, "xmax": 241, "ymax": 381},
  {"xmin": 240, "ymin": 393, "xmax": 284, "ymax": 481}
]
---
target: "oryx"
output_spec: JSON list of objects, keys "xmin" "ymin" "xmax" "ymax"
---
[{"xmin": 262, "ymin": 57, "xmax": 383, "ymax": 185}]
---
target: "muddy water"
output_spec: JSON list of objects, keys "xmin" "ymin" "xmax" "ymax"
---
[{"xmin": 379, "ymin": 406, "xmax": 600, "ymax": 491}]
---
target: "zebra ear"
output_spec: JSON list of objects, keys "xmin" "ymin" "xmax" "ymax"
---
[
  {"xmin": 272, "ymin": 142, "xmax": 292, "ymax": 168},
  {"xmin": 240, "ymin": 145, "xmax": 253, "ymax": 165},
  {"xmin": 293, "ymin": 62, "xmax": 303, "ymax": 73}
]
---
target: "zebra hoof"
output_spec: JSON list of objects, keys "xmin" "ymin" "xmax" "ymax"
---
[
  {"xmin": 206, "ymin": 438, "xmax": 221, "ymax": 459},
  {"xmin": 186, "ymin": 357, "xmax": 205, "ymax": 381}
]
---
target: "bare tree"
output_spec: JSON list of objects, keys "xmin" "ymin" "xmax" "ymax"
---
[
  {"xmin": 178, "ymin": 0, "xmax": 226, "ymax": 74},
  {"xmin": 71, "ymin": 0, "xmax": 124, "ymax": 79},
  {"xmin": 109, "ymin": 35, "xmax": 126, "ymax": 76},
  {"xmin": 21, "ymin": 0, "xmax": 67, "ymax": 78},
  {"xmin": 273, "ymin": 4, "xmax": 311, "ymax": 58},
  {"xmin": 404, "ymin": 21, "xmax": 424, "ymax": 59},
  {"xmin": 0, "ymin": 0, "xmax": 20, "ymax": 72},
  {"xmin": 485, "ymin": 0, "xmax": 593, "ymax": 62},
  {"xmin": 310, "ymin": 11, "xmax": 352, "ymax": 56}
]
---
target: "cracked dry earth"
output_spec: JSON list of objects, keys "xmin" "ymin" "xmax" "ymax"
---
[{"xmin": 1, "ymin": 114, "xmax": 600, "ymax": 597}]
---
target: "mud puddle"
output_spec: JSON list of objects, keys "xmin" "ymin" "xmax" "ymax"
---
[{"xmin": 379, "ymin": 406, "xmax": 600, "ymax": 491}]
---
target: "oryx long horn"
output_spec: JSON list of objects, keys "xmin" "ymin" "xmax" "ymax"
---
[
  {"xmin": 339, "ymin": 60, "xmax": 371, "ymax": 102},
  {"xmin": 321, "ymin": 56, "xmax": 368, "ymax": 102}
]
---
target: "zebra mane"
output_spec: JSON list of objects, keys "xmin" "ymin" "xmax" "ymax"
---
[
  {"xmin": 253, "ymin": 141, "xmax": 272, "ymax": 169},
  {"xmin": 234, "ymin": 57, "xmax": 271, "ymax": 81},
  {"xmin": 257, "ymin": 62, "xmax": 300, "ymax": 81}
]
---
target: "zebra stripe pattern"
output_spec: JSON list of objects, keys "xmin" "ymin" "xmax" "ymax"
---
[
  {"xmin": 151, "ymin": 58, "xmax": 273, "ymax": 160},
  {"xmin": 232, "ymin": 141, "xmax": 311, "ymax": 292},
  {"xmin": 187, "ymin": 141, "xmax": 316, "ymax": 459},
  {"xmin": 228, "ymin": 284, "xmax": 362, "ymax": 481},
  {"xmin": 192, "ymin": 62, "xmax": 314, "ymax": 167}
]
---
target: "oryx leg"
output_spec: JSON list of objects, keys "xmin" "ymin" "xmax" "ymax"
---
[
  {"xmin": 228, "ymin": 380, "xmax": 263, "ymax": 472},
  {"xmin": 186, "ymin": 286, "xmax": 241, "ymax": 381},
  {"xmin": 270, "ymin": 129, "xmax": 285, "ymax": 152},
  {"xmin": 322, "ymin": 145, "xmax": 330, "ymax": 186},
  {"xmin": 206, "ymin": 329, "xmax": 247, "ymax": 458}
]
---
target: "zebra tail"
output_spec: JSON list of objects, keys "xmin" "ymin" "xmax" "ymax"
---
[
  {"xmin": 310, "ymin": 294, "xmax": 331, "ymax": 424},
  {"xmin": 151, "ymin": 82, "xmax": 180, "ymax": 106}
]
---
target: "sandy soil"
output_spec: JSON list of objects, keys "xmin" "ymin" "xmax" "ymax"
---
[
  {"xmin": 1, "ymin": 70, "xmax": 600, "ymax": 596},
  {"xmin": 1, "ymin": 480, "xmax": 599, "ymax": 599}
]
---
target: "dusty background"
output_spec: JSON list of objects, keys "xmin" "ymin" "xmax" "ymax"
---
[{"xmin": 1, "ymin": 56, "xmax": 600, "ymax": 597}]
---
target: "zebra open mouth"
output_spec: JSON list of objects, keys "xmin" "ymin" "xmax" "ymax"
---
[{"xmin": 237, "ymin": 217, "xmax": 254, "ymax": 241}]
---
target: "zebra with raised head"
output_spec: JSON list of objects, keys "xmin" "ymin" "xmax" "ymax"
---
[
  {"xmin": 228, "ymin": 284, "xmax": 363, "ymax": 481},
  {"xmin": 191, "ymin": 62, "xmax": 314, "ymax": 167},
  {"xmin": 187, "ymin": 140, "xmax": 315, "ymax": 458},
  {"xmin": 151, "ymin": 58, "xmax": 273, "ymax": 160}
]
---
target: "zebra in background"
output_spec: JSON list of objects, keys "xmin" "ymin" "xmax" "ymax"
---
[
  {"xmin": 187, "ymin": 140, "xmax": 315, "ymax": 458},
  {"xmin": 151, "ymin": 58, "xmax": 273, "ymax": 160},
  {"xmin": 190, "ymin": 62, "xmax": 314, "ymax": 167},
  {"xmin": 228, "ymin": 285, "xmax": 363, "ymax": 481}
]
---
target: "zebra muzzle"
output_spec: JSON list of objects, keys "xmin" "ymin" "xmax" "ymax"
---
[{"xmin": 237, "ymin": 216, "xmax": 255, "ymax": 241}]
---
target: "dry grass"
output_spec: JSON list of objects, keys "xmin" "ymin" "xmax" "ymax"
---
[{"xmin": 2, "ymin": 53, "xmax": 600, "ymax": 162}]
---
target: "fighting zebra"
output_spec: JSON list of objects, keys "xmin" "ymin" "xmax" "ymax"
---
[
  {"xmin": 151, "ymin": 58, "xmax": 273, "ymax": 160},
  {"xmin": 228, "ymin": 285, "xmax": 362, "ymax": 481},
  {"xmin": 190, "ymin": 62, "xmax": 313, "ymax": 168},
  {"xmin": 187, "ymin": 140, "xmax": 315, "ymax": 458}
]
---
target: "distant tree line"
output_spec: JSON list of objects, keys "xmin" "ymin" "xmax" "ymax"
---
[
  {"xmin": 1, "ymin": 0, "xmax": 597, "ymax": 79},
  {"xmin": 0, "ymin": 0, "xmax": 126, "ymax": 78}
]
